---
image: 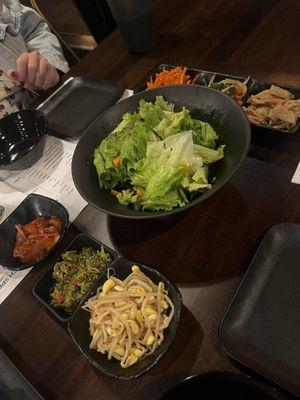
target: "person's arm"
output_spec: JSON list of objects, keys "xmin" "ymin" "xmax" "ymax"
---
[
  {"xmin": 7, "ymin": 4, "xmax": 70, "ymax": 90},
  {"xmin": 19, "ymin": 4, "xmax": 69, "ymax": 74}
]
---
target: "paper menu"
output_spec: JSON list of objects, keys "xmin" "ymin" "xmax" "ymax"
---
[
  {"xmin": 0, "ymin": 135, "xmax": 87, "ymax": 305},
  {"xmin": 0, "ymin": 182, "xmax": 27, "ymax": 221},
  {"xmin": 0, "ymin": 268, "xmax": 32, "ymax": 305},
  {"xmin": 0, "ymin": 88, "xmax": 134, "ymax": 305},
  {"xmin": 292, "ymin": 161, "xmax": 300, "ymax": 184},
  {"xmin": 0, "ymin": 135, "xmax": 87, "ymax": 223}
]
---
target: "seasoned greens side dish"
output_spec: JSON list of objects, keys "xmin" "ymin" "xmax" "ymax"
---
[
  {"xmin": 93, "ymin": 96, "xmax": 225, "ymax": 212},
  {"xmin": 51, "ymin": 247, "xmax": 111, "ymax": 313}
]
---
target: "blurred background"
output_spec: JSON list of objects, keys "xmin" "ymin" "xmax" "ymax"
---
[{"xmin": 22, "ymin": 0, "xmax": 117, "ymax": 64}]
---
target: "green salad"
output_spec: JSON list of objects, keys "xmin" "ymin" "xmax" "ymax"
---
[
  {"xmin": 93, "ymin": 96, "xmax": 224, "ymax": 211},
  {"xmin": 51, "ymin": 247, "xmax": 111, "ymax": 313}
]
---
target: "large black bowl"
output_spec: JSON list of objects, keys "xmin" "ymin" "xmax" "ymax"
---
[
  {"xmin": 0, "ymin": 110, "xmax": 47, "ymax": 171},
  {"xmin": 72, "ymin": 85, "xmax": 250, "ymax": 219}
]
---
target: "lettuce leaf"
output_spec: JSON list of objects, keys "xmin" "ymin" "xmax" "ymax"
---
[
  {"xmin": 194, "ymin": 144, "xmax": 225, "ymax": 164},
  {"xmin": 130, "ymin": 131, "xmax": 206, "ymax": 210},
  {"xmin": 93, "ymin": 96, "xmax": 224, "ymax": 211},
  {"xmin": 154, "ymin": 109, "xmax": 190, "ymax": 139},
  {"xmin": 190, "ymin": 119, "xmax": 218, "ymax": 149}
]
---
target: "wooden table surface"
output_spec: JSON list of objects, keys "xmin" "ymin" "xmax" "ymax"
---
[{"xmin": 1, "ymin": 0, "xmax": 300, "ymax": 399}]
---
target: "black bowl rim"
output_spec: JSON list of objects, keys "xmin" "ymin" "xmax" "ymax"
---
[
  {"xmin": 72, "ymin": 84, "xmax": 251, "ymax": 220},
  {"xmin": 68, "ymin": 257, "xmax": 183, "ymax": 380},
  {"xmin": 32, "ymin": 232, "xmax": 119, "ymax": 322},
  {"xmin": 159, "ymin": 370, "xmax": 286, "ymax": 399},
  {"xmin": 0, "ymin": 109, "xmax": 48, "ymax": 168},
  {"xmin": 0, "ymin": 193, "xmax": 69, "ymax": 271}
]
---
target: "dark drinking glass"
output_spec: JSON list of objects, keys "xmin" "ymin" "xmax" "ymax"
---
[{"xmin": 106, "ymin": 0, "xmax": 156, "ymax": 54}]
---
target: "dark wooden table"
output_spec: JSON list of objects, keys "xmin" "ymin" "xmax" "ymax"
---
[{"xmin": 1, "ymin": 0, "xmax": 300, "ymax": 399}]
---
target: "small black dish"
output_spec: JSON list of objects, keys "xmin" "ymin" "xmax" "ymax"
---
[
  {"xmin": 32, "ymin": 233, "xmax": 118, "ymax": 322},
  {"xmin": 156, "ymin": 64, "xmax": 204, "ymax": 85},
  {"xmin": 244, "ymin": 79, "xmax": 300, "ymax": 134},
  {"xmin": 0, "ymin": 110, "xmax": 47, "ymax": 171},
  {"xmin": 156, "ymin": 64, "xmax": 300, "ymax": 134},
  {"xmin": 37, "ymin": 76, "xmax": 124, "ymax": 139},
  {"xmin": 157, "ymin": 64, "xmax": 251, "ymax": 96},
  {"xmin": 0, "ymin": 194, "xmax": 69, "ymax": 271},
  {"xmin": 219, "ymin": 223, "xmax": 300, "ymax": 398},
  {"xmin": 68, "ymin": 257, "xmax": 182, "ymax": 380},
  {"xmin": 159, "ymin": 371, "xmax": 288, "ymax": 400}
]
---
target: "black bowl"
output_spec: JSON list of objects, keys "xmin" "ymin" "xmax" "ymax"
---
[
  {"xmin": 32, "ymin": 232, "xmax": 118, "ymax": 322},
  {"xmin": 159, "ymin": 372, "xmax": 288, "ymax": 400},
  {"xmin": 0, "ymin": 110, "xmax": 47, "ymax": 171},
  {"xmin": 72, "ymin": 85, "xmax": 251, "ymax": 219},
  {"xmin": 68, "ymin": 257, "xmax": 182, "ymax": 380},
  {"xmin": 0, "ymin": 194, "xmax": 69, "ymax": 270}
]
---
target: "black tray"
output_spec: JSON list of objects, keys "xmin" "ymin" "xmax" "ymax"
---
[
  {"xmin": 37, "ymin": 76, "xmax": 124, "ymax": 139},
  {"xmin": 0, "ymin": 348, "xmax": 45, "ymax": 400},
  {"xmin": 154, "ymin": 64, "xmax": 300, "ymax": 134},
  {"xmin": 32, "ymin": 233, "xmax": 118, "ymax": 322},
  {"xmin": 244, "ymin": 78, "xmax": 300, "ymax": 134},
  {"xmin": 219, "ymin": 223, "xmax": 300, "ymax": 398}
]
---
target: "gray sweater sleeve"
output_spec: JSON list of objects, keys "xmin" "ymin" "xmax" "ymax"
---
[{"xmin": 19, "ymin": 5, "xmax": 69, "ymax": 73}]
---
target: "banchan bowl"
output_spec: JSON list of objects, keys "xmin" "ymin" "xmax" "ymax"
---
[
  {"xmin": 0, "ymin": 194, "xmax": 69, "ymax": 271},
  {"xmin": 32, "ymin": 233, "xmax": 118, "ymax": 322},
  {"xmin": 159, "ymin": 371, "xmax": 288, "ymax": 400},
  {"xmin": 72, "ymin": 85, "xmax": 250, "ymax": 219},
  {"xmin": 68, "ymin": 258, "xmax": 182, "ymax": 380},
  {"xmin": 0, "ymin": 109, "xmax": 47, "ymax": 171}
]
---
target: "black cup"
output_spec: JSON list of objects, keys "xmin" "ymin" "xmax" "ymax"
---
[{"xmin": 106, "ymin": 0, "xmax": 156, "ymax": 54}]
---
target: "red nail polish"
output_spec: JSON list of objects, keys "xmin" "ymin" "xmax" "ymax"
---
[
  {"xmin": 11, "ymin": 71, "xmax": 16, "ymax": 78},
  {"xmin": 20, "ymin": 81, "xmax": 25, "ymax": 85}
]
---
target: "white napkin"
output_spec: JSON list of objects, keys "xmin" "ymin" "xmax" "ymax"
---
[{"xmin": 292, "ymin": 161, "xmax": 300, "ymax": 184}]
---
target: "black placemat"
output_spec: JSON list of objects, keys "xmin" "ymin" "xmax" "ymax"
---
[
  {"xmin": 219, "ymin": 223, "xmax": 300, "ymax": 398},
  {"xmin": 38, "ymin": 76, "xmax": 124, "ymax": 139}
]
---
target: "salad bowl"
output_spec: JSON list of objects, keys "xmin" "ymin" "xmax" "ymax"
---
[{"xmin": 72, "ymin": 85, "xmax": 250, "ymax": 219}]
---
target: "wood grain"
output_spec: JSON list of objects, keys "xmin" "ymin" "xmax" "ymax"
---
[{"xmin": 1, "ymin": 0, "xmax": 300, "ymax": 399}]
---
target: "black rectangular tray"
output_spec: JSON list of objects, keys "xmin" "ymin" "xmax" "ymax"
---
[
  {"xmin": 244, "ymin": 78, "xmax": 300, "ymax": 133},
  {"xmin": 153, "ymin": 64, "xmax": 300, "ymax": 134},
  {"xmin": 37, "ymin": 76, "xmax": 124, "ymax": 139},
  {"xmin": 219, "ymin": 223, "xmax": 300, "ymax": 398},
  {"xmin": 0, "ymin": 349, "xmax": 45, "ymax": 400},
  {"xmin": 32, "ymin": 233, "xmax": 118, "ymax": 322}
]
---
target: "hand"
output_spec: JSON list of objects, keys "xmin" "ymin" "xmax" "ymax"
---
[{"xmin": 7, "ymin": 51, "xmax": 60, "ymax": 91}]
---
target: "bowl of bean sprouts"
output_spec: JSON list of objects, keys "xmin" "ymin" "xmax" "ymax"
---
[{"xmin": 68, "ymin": 258, "xmax": 182, "ymax": 380}]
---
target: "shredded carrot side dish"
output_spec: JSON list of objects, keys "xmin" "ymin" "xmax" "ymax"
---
[{"xmin": 146, "ymin": 66, "xmax": 198, "ymax": 89}]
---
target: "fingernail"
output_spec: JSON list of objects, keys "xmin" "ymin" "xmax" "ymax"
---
[
  {"xmin": 20, "ymin": 81, "xmax": 25, "ymax": 86},
  {"xmin": 11, "ymin": 71, "xmax": 16, "ymax": 78}
]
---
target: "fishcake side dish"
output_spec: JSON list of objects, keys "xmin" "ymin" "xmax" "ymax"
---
[
  {"xmin": 83, "ymin": 265, "xmax": 175, "ymax": 368},
  {"xmin": 243, "ymin": 85, "xmax": 300, "ymax": 130},
  {"xmin": 93, "ymin": 96, "xmax": 225, "ymax": 212},
  {"xmin": 13, "ymin": 216, "xmax": 62, "ymax": 263},
  {"xmin": 51, "ymin": 247, "xmax": 112, "ymax": 313}
]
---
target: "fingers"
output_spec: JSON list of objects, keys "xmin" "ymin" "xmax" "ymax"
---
[
  {"xmin": 16, "ymin": 52, "xmax": 30, "ymax": 83},
  {"xmin": 35, "ymin": 57, "xmax": 49, "ymax": 88},
  {"xmin": 15, "ymin": 52, "xmax": 60, "ymax": 91},
  {"xmin": 7, "ymin": 69, "xmax": 19, "ymax": 81},
  {"xmin": 27, "ymin": 51, "xmax": 40, "ymax": 84},
  {"xmin": 41, "ymin": 63, "xmax": 59, "ymax": 90}
]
